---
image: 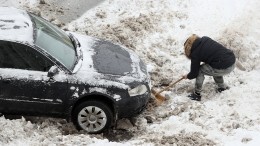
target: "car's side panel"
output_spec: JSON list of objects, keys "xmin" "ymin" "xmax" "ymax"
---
[
  {"xmin": 0, "ymin": 40, "xmax": 70, "ymax": 117},
  {"xmin": 0, "ymin": 69, "xmax": 68, "ymax": 116}
]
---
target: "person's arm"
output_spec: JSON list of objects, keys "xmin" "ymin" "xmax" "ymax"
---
[{"xmin": 187, "ymin": 59, "xmax": 200, "ymax": 79}]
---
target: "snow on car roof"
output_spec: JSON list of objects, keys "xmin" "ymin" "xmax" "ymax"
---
[{"xmin": 0, "ymin": 7, "xmax": 34, "ymax": 45}]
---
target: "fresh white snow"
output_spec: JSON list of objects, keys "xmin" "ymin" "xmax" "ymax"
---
[
  {"xmin": 0, "ymin": 7, "xmax": 34, "ymax": 45},
  {"xmin": 0, "ymin": 0, "xmax": 259, "ymax": 145}
]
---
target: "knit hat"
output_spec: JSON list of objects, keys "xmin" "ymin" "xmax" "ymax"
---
[{"xmin": 184, "ymin": 34, "xmax": 200, "ymax": 59}]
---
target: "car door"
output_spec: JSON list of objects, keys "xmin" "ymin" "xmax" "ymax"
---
[{"xmin": 0, "ymin": 41, "xmax": 69, "ymax": 116}]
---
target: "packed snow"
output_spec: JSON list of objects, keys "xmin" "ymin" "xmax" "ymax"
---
[{"xmin": 0, "ymin": 0, "xmax": 260, "ymax": 145}]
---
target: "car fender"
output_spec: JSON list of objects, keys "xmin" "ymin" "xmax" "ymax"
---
[{"xmin": 66, "ymin": 87, "xmax": 120, "ymax": 124}]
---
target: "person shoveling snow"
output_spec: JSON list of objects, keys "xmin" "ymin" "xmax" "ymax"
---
[{"xmin": 183, "ymin": 34, "xmax": 236, "ymax": 101}]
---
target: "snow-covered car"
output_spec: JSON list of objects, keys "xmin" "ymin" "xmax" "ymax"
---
[{"xmin": 0, "ymin": 7, "xmax": 151, "ymax": 133}]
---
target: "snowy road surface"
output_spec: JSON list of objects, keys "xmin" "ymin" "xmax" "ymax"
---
[
  {"xmin": 43, "ymin": 0, "xmax": 104, "ymax": 23},
  {"xmin": 0, "ymin": 0, "xmax": 104, "ymax": 23}
]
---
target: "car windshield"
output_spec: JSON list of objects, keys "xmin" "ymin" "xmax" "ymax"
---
[{"xmin": 30, "ymin": 14, "xmax": 76, "ymax": 71}]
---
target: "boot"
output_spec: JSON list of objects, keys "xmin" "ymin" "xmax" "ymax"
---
[
  {"xmin": 217, "ymin": 86, "xmax": 230, "ymax": 93},
  {"xmin": 188, "ymin": 91, "xmax": 201, "ymax": 101}
]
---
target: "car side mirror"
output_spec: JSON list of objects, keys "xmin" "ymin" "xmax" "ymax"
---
[{"xmin": 47, "ymin": 66, "xmax": 59, "ymax": 78}]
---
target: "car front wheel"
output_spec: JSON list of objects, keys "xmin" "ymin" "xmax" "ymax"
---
[{"xmin": 72, "ymin": 100, "xmax": 113, "ymax": 134}]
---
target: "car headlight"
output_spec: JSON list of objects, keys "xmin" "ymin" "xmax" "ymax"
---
[{"xmin": 128, "ymin": 85, "xmax": 147, "ymax": 96}]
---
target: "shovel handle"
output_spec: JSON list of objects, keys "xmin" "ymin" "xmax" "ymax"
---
[{"xmin": 155, "ymin": 77, "xmax": 184, "ymax": 95}]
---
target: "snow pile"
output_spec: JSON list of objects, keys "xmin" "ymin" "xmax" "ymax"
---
[{"xmin": 0, "ymin": 0, "xmax": 260, "ymax": 145}]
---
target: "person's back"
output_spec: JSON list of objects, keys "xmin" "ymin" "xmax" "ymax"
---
[{"xmin": 190, "ymin": 36, "xmax": 235, "ymax": 69}]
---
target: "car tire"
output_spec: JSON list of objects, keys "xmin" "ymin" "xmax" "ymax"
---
[{"xmin": 72, "ymin": 100, "xmax": 113, "ymax": 134}]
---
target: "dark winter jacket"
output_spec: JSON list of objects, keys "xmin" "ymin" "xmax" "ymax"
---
[{"xmin": 187, "ymin": 36, "xmax": 236, "ymax": 79}]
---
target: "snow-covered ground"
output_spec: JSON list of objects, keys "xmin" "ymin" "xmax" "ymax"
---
[{"xmin": 0, "ymin": 0, "xmax": 260, "ymax": 145}]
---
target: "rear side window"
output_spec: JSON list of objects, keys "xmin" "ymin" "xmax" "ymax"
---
[{"xmin": 0, "ymin": 41, "xmax": 53, "ymax": 72}]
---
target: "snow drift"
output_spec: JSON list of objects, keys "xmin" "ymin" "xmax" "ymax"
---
[{"xmin": 0, "ymin": 0, "xmax": 259, "ymax": 145}]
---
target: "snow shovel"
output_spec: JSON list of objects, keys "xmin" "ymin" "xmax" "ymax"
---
[{"xmin": 152, "ymin": 77, "xmax": 184, "ymax": 104}]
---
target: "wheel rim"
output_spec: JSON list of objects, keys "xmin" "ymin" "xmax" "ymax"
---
[{"xmin": 78, "ymin": 106, "xmax": 107, "ymax": 132}]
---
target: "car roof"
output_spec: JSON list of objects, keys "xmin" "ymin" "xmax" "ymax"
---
[{"xmin": 0, "ymin": 7, "xmax": 34, "ymax": 45}]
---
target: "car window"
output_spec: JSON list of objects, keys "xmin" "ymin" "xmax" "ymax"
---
[
  {"xmin": 30, "ymin": 14, "xmax": 76, "ymax": 71},
  {"xmin": 0, "ymin": 41, "xmax": 53, "ymax": 72}
]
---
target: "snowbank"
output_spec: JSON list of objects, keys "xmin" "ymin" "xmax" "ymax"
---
[{"xmin": 0, "ymin": 0, "xmax": 259, "ymax": 145}]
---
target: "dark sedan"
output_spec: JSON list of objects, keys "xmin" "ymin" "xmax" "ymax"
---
[{"xmin": 0, "ymin": 7, "xmax": 151, "ymax": 133}]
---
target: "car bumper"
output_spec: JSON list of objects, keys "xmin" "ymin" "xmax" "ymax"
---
[{"xmin": 117, "ymin": 89, "xmax": 151, "ymax": 118}]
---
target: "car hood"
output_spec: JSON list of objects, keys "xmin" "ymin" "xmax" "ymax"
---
[{"xmin": 69, "ymin": 33, "xmax": 148, "ymax": 89}]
